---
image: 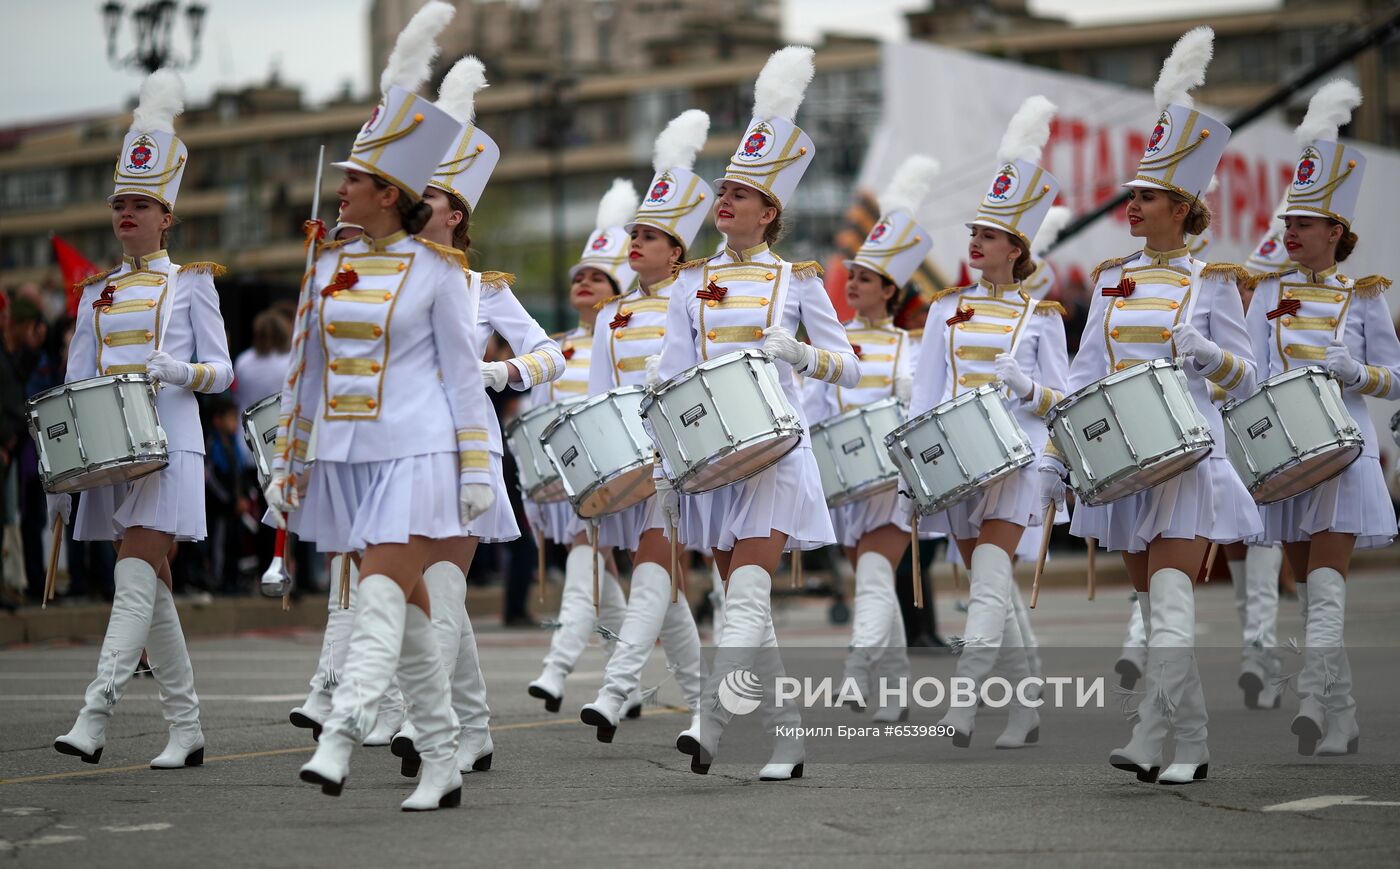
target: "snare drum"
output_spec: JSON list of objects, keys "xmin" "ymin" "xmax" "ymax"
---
[
  {"xmin": 1222, "ymin": 366, "xmax": 1363, "ymax": 504},
  {"xmin": 242, "ymin": 394, "xmax": 281, "ymax": 491},
  {"xmin": 505, "ymin": 395, "xmax": 587, "ymax": 502},
  {"xmin": 884, "ymin": 385, "xmax": 1034, "ymax": 516},
  {"xmin": 27, "ymin": 373, "xmax": 168, "ymax": 494},
  {"xmin": 1390, "ymin": 409, "xmax": 1399, "ymax": 448},
  {"xmin": 640, "ymin": 349, "xmax": 802, "ymax": 494},
  {"xmin": 811, "ymin": 397, "xmax": 905, "ymax": 507},
  {"xmin": 1048, "ymin": 358, "xmax": 1212, "ymax": 506},
  {"xmin": 541, "ymin": 385, "xmax": 655, "ymax": 518}
]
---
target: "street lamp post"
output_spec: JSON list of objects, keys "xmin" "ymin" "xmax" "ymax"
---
[{"xmin": 102, "ymin": 0, "xmax": 207, "ymax": 73}]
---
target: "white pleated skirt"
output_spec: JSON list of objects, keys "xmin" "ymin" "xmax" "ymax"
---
[
  {"xmin": 1071, "ymin": 455, "xmax": 1263, "ymax": 553},
  {"xmin": 73, "ymin": 450, "xmax": 207, "ymax": 542},
  {"xmin": 298, "ymin": 452, "xmax": 468, "ymax": 553},
  {"xmin": 524, "ymin": 499, "xmax": 583, "ymax": 548},
  {"xmin": 831, "ymin": 487, "xmax": 912, "ymax": 549},
  {"xmin": 463, "ymin": 452, "xmax": 521, "ymax": 544},
  {"xmin": 591, "ymin": 491, "xmax": 714, "ymax": 554},
  {"xmin": 1255, "ymin": 456, "xmax": 1396, "ymax": 551},
  {"xmin": 685, "ymin": 445, "xmax": 836, "ymax": 553},
  {"xmin": 922, "ymin": 463, "xmax": 1042, "ymax": 543}
]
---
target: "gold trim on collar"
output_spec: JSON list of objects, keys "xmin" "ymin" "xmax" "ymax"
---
[
  {"xmin": 642, "ymin": 274, "xmax": 677, "ymax": 295},
  {"xmin": 725, "ymin": 242, "xmax": 770, "ymax": 262},
  {"xmin": 360, "ymin": 230, "xmax": 408, "ymax": 251},
  {"xmin": 854, "ymin": 315, "xmax": 894, "ymax": 327},
  {"xmin": 1298, "ymin": 263, "xmax": 1339, "ymax": 283},
  {"xmin": 976, "ymin": 277, "xmax": 1021, "ymax": 298},
  {"xmin": 1143, "ymin": 246, "xmax": 1189, "ymax": 264},
  {"xmin": 122, "ymin": 249, "xmax": 169, "ymax": 270}
]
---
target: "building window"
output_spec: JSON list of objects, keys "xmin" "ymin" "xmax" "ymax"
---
[{"xmin": 0, "ymin": 168, "xmax": 66, "ymax": 211}]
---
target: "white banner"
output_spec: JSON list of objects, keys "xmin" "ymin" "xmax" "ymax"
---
[{"xmin": 864, "ymin": 41, "xmax": 1400, "ymax": 463}]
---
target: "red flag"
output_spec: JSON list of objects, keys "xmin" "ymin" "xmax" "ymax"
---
[
  {"xmin": 51, "ymin": 234, "xmax": 102, "ymax": 318},
  {"xmin": 956, "ymin": 261, "xmax": 971, "ymax": 288},
  {"xmin": 824, "ymin": 254, "xmax": 853, "ymax": 321}
]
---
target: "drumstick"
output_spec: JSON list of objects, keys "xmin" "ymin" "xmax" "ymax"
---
[
  {"xmin": 1030, "ymin": 503, "xmax": 1055, "ymax": 609},
  {"xmin": 338, "ymin": 553, "xmax": 352, "ymax": 610},
  {"xmin": 1198, "ymin": 542, "xmax": 1219, "ymax": 585},
  {"xmin": 1086, "ymin": 537, "xmax": 1097, "ymax": 601},
  {"xmin": 590, "ymin": 523, "xmax": 600, "ymax": 617},
  {"xmin": 536, "ymin": 529, "xmax": 547, "ymax": 604},
  {"xmin": 910, "ymin": 525, "xmax": 923, "ymax": 609},
  {"xmin": 43, "ymin": 514, "xmax": 62, "ymax": 610},
  {"xmin": 951, "ymin": 560, "xmax": 961, "ymax": 591},
  {"xmin": 669, "ymin": 519, "xmax": 679, "ymax": 604}
]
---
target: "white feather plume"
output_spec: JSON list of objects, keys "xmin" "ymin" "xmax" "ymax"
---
[
  {"xmin": 436, "ymin": 56, "xmax": 488, "ymax": 123},
  {"xmin": 752, "ymin": 45, "xmax": 815, "ymax": 122},
  {"xmin": 1153, "ymin": 26, "xmax": 1214, "ymax": 111},
  {"xmin": 594, "ymin": 178, "xmax": 639, "ymax": 232},
  {"xmin": 652, "ymin": 110, "xmax": 711, "ymax": 173},
  {"xmin": 878, "ymin": 154, "xmax": 940, "ymax": 217},
  {"xmin": 1032, "ymin": 206, "xmax": 1073, "ymax": 258},
  {"xmin": 1296, "ymin": 79, "xmax": 1363, "ymax": 145},
  {"xmin": 130, "ymin": 69, "xmax": 185, "ymax": 135},
  {"xmin": 996, "ymin": 96, "xmax": 1057, "ymax": 165},
  {"xmin": 379, "ymin": 0, "xmax": 455, "ymax": 95}
]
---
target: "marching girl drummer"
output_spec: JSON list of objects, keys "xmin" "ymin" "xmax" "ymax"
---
[
  {"xmin": 657, "ymin": 46, "xmax": 860, "ymax": 781},
  {"xmin": 1244, "ymin": 80, "xmax": 1400, "ymax": 757},
  {"xmin": 51, "ymin": 70, "xmax": 232, "ymax": 770},
  {"xmin": 384, "ymin": 56, "xmax": 564, "ymax": 776},
  {"xmin": 908, "ymin": 96, "xmax": 1067, "ymax": 750},
  {"xmin": 269, "ymin": 2, "xmax": 496, "ymax": 811},
  {"xmin": 1043, "ymin": 27, "xmax": 1260, "ymax": 785},
  {"xmin": 524, "ymin": 181, "xmax": 640, "ymax": 715},
  {"xmin": 803, "ymin": 155, "xmax": 939, "ymax": 723},
  {"xmin": 577, "ymin": 111, "xmax": 712, "ymax": 743}
]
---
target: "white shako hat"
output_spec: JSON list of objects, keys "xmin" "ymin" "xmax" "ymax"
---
[
  {"xmin": 1280, "ymin": 79, "xmax": 1365, "ymax": 230},
  {"xmin": 1024, "ymin": 205, "xmax": 1073, "ymax": 299},
  {"xmin": 430, "ymin": 55, "xmax": 500, "ymax": 214},
  {"xmin": 571, "ymin": 179, "xmax": 639, "ymax": 291},
  {"xmin": 845, "ymin": 155, "xmax": 939, "ymax": 287},
  {"xmin": 1247, "ymin": 194, "xmax": 1292, "ymax": 274},
  {"xmin": 629, "ymin": 110, "xmax": 713, "ymax": 256},
  {"xmin": 1125, "ymin": 27, "xmax": 1231, "ymax": 207},
  {"xmin": 332, "ymin": 1, "xmax": 459, "ymax": 204},
  {"xmin": 968, "ymin": 95, "xmax": 1061, "ymax": 245},
  {"xmin": 714, "ymin": 46, "xmax": 816, "ymax": 210},
  {"xmin": 110, "ymin": 69, "xmax": 188, "ymax": 209}
]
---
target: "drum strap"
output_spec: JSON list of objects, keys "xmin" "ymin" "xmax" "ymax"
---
[
  {"xmin": 159, "ymin": 264, "xmax": 181, "ymax": 351},
  {"xmin": 771, "ymin": 261, "xmax": 794, "ymax": 329},
  {"xmin": 1173, "ymin": 258, "xmax": 1207, "ymax": 371},
  {"xmin": 1006, "ymin": 294, "xmax": 1039, "ymax": 359}
]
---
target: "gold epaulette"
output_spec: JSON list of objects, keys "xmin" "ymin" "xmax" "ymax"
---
[
  {"xmin": 907, "ymin": 328, "xmax": 924, "ymax": 340},
  {"xmin": 1353, "ymin": 275, "xmax": 1392, "ymax": 297},
  {"xmin": 592, "ymin": 296, "xmax": 615, "ymax": 311},
  {"xmin": 930, "ymin": 285, "xmax": 971, "ymax": 303},
  {"xmin": 791, "ymin": 260, "xmax": 824, "ymax": 280},
  {"xmin": 480, "ymin": 271, "xmax": 515, "ymax": 293},
  {"xmin": 315, "ymin": 236, "xmax": 355, "ymax": 255},
  {"xmin": 75, "ymin": 269, "xmax": 116, "ymax": 292},
  {"xmin": 1202, "ymin": 262, "xmax": 1248, "ymax": 284},
  {"xmin": 1034, "ymin": 300, "xmax": 1067, "ymax": 317},
  {"xmin": 1243, "ymin": 270, "xmax": 1289, "ymax": 292},
  {"xmin": 1090, "ymin": 254, "xmax": 1134, "ymax": 284},
  {"xmin": 676, "ymin": 257, "xmax": 709, "ymax": 272},
  {"xmin": 414, "ymin": 237, "xmax": 468, "ymax": 268},
  {"xmin": 182, "ymin": 261, "xmax": 227, "ymax": 277}
]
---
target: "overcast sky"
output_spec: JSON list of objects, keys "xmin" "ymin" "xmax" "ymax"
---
[{"xmin": 2, "ymin": 0, "xmax": 1279, "ymax": 126}]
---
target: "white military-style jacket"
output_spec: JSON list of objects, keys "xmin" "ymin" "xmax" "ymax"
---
[
  {"xmin": 69, "ymin": 250, "xmax": 233, "ymax": 454},
  {"xmin": 910, "ymin": 277, "xmax": 1069, "ymax": 452},
  {"xmin": 1068, "ymin": 247, "xmax": 1258, "ymax": 458},
  {"xmin": 589, "ymin": 276, "xmax": 672, "ymax": 395},
  {"xmin": 273, "ymin": 230, "xmax": 492, "ymax": 487},
  {"xmin": 656, "ymin": 242, "xmax": 860, "ymax": 430},
  {"xmin": 1246, "ymin": 265, "xmax": 1400, "ymax": 459},
  {"xmin": 471, "ymin": 272, "xmax": 565, "ymax": 456},
  {"xmin": 805, "ymin": 315, "xmax": 918, "ymax": 424}
]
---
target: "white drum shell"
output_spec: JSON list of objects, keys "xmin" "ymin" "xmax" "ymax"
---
[
  {"xmin": 242, "ymin": 394, "xmax": 281, "ymax": 492},
  {"xmin": 541, "ymin": 385, "xmax": 655, "ymax": 518},
  {"xmin": 505, "ymin": 395, "xmax": 587, "ymax": 503},
  {"xmin": 811, "ymin": 397, "xmax": 905, "ymax": 507},
  {"xmin": 28, "ymin": 374, "xmax": 168, "ymax": 494},
  {"xmin": 1222, "ymin": 366, "xmax": 1363, "ymax": 504},
  {"xmin": 885, "ymin": 385, "xmax": 1034, "ymax": 516},
  {"xmin": 641, "ymin": 350, "xmax": 802, "ymax": 494},
  {"xmin": 1049, "ymin": 359, "xmax": 1212, "ymax": 506}
]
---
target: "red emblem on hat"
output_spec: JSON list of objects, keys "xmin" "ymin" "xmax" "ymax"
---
[
  {"xmin": 648, "ymin": 179, "xmax": 671, "ymax": 202},
  {"xmin": 1148, "ymin": 124, "xmax": 1166, "ymax": 151},
  {"xmin": 991, "ymin": 174, "xmax": 1013, "ymax": 198},
  {"xmin": 1258, "ymin": 238, "xmax": 1278, "ymax": 257},
  {"xmin": 743, "ymin": 131, "xmax": 767, "ymax": 156},
  {"xmin": 1295, "ymin": 158, "xmax": 1316, "ymax": 185},
  {"xmin": 590, "ymin": 234, "xmax": 610, "ymax": 251},
  {"xmin": 129, "ymin": 144, "xmax": 153, "ymax": 168},
  {"xmin": 869, "ymin": 223, "xmax": 888, "ymax": 243}
]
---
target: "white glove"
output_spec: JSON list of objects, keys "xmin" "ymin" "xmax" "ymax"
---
[
  {"xmin": 654, "ymin": 475, "xmax": 681, "ymax": 531},
  {"xmin": 459, "ymin": 482, "xmax": 495, "ymax": 523},
  {"xmin": 1171, "ymin": 323, "xmax": 1223, "ymax": 371},
  {"xmin": 47, "ymin": 493, "xmax": 72, "ymax": 527},
  {"xmin": 479, "ymin": 360, "xmax": 510, "ymax": 392},
  {"xmin": 144, "ymin": 349, "xmax": 194, "ymax": 387},
  {"xmin": 1037, "ymin": 461, "xmax": 1067, "ymax": 514},
  {"xmin": 645, "ymin": 354, "xmax": 663, "ymax": 388},
  {"xmin": 1324, "ymin": 339, "xmax": 1364, "ymax": 386},
  {"xmin": 894, "ymin": 375, "xmax": 913, "ymax": 403},
  {"xmin": 994, "ymin": 353, "xmax": 1034, "ymax": 400},
  {"xmin": 761, "ymin": 326, "xmax": 815, "ymax": 370},
  {"xmin": 267, "ymin": 472, "xmax": 299, "ymax": 523}
]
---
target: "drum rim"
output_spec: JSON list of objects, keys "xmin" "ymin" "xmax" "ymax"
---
[
  {"xmin": 1069, "ymin": 440, "xmax": 1211, "ymax": 506},
  {"xmin": 505, "ymin": 393, "xmax": 589, "ymax": 437},
  {"xmin": 908, "ymin": 448, "xmax": 1035, "ymax": 515},
  {"xmin": 1220, "ymin": 364, "xmax": 1333, "ymax": 414},
  {"xmin": 810, "ymin": 395, "xmax": 906, "ymax": 436},
  {"xmin": 540, "ymin": 383, "xmax": 649, "ymax": 442},
  {"xmin": 28, "ymin": 372, "xmax": 157, "ymax": 409},
  {"xmin": 45, "ymin": 453, "xmax": 169, "ymax": 494},
  {"xmin": 673, "ymin": 428, "xmax": 804, "ymax": 494},
  {"xmin": 1048, "ymin": 357, "xmax": 1181, "ymax": 424},
  {"xmin": 640, "ymin": 348, "xmax": 771, "ymax": 414},
  {"xmin": 885, "ymin": 384, "xmax": 1005, "ymax": 443},
  {"xmin": 825, "ymin": 475, "xmax": 899, "ymax": 508},
  {"xmin": 568, "ymin": 462, "xmax": 657, "ymax": 518},
  {"xmin": 1246, "ymin": 439, "xmax": 1364, "ymax": 503},
  {"xmin": 242, "ymin": 393, "xmax": 282, "ymax": 421}
]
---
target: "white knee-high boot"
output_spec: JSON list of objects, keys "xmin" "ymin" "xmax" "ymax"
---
[
  {"xmin": 55, "ymin": 558, "xmax": 160, "ymax": 764},
  {"xmin": 1009, "ymin": 581, "xmax": 1041, "ymax": 683},
  {"xmin": 872, "ymin": 591, "xmax": 912, "ymax": 723},
  {"xmin": 398, "ymin": 604, "xmax": 463, "ymax": 812},
  {"xmin": 709, "ymin": 562, "xmax": 726, "ymax": 639},
  {"xmin": 291, "ymin": 556, "xmax": 356, "ymax": 740},
  {"xmin": 531, "ymin": 545, "xmax": 622, "ymax": 711},
  {"xmin": 1294, "ymin": 568, "xmax": 1355, "ymax": 756},
  {"xmin": 1239, "ymin": 545, "xmax": 1283, "ymax": 709},
  {"xmin": 1115, "ymin": 594, "xmax": 1147, "ymax": 690},
  {"xmin": 583, "ymin": 561, "xmax": 671, "ymax": 740},
  {"xmin": 146, "ymin": 582, "xmax": 204, "ymax": 769},
  {"xmin": 937, "ymin": 544, "xmax": 1013, "ymax": 746},
  {"xmin": 844, "ymin": 552, "xmax": 900, "ymax": 706},
  {"xmin": 758, "ymin": 614, "xmax": 805, "ymax": 781},
  {"xmin": 300, "ymin": 575, "xmax": 406, "ymax": 796}
]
